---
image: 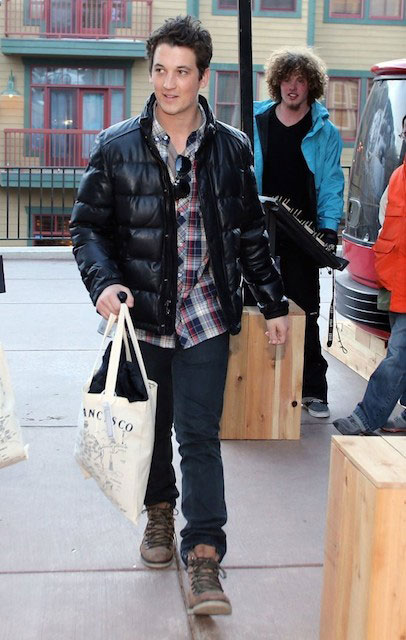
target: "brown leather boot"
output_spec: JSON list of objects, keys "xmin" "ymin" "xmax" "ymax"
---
[
  {"xmin": 186, "ymin": 552, "xmax": 232, "ymax": 616},
  {"xmin": 140, "ymin": 502, "xmax": 175, "ymax": 569}
]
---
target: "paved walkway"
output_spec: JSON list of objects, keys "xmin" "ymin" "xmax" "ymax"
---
[{"xmin": 0, "ymin": 255, "xmax": 374, "ymax": 639}]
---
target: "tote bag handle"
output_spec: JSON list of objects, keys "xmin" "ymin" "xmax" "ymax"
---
[{"xmin": 104, "ymin": 304, "xmax": 151, "ymax": 400}]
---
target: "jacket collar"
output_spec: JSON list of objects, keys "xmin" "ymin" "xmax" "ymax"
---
[{"xmin": 253, "ymin": 98, "xmax": 330, "ymax": 131}]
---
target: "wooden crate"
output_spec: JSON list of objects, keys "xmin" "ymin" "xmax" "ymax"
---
[
  {"xmin": 324, "ymin": 313, "xmax": 387, "ymax": 381},
  {"xmin": 220, "ymin": 302, "xmax": 305, "ymax": 440},
  {"xmin": 320, "ymin": 436, "xmax": 406, "ymax": 640}
]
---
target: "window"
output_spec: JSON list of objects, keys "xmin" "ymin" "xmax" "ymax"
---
[
  {"xmin": 327, "ymin": 78, "xmax": 360, "ymax": 142},
  {"xmin": 261, "ymin": 0, "xmax": 296, "ymax": 9},
  {"xmin": 215, "ymin": 0, "xmax": 298, "ymax": 12},
  {"xmin": 215, "ymin": 71, "xmax": 240, "ymax": 128},
  {"xmin": 328, "ymin": 0, "xmax": 404, "ymax": 19},
  {"xmin": 29, "ymin": 65, "xmax": 126, "ymax": 166},
  {"xmin": 369, "ymin": 0, "xmax": 402, "ymax": 17},
  {"xmin": 217, "ymin": 0, "xmax": 237, "ymax": 7},
  {"xmin": 330, "ymin": 0, "xmax": 362, "ymax": 15},
  {"xmin": 32, "ymin": 212, "xmax": 71, "ymax": 245},
  {"xmin": 214, "ymin": 70, "xmax": 264, "ymax": 128}
]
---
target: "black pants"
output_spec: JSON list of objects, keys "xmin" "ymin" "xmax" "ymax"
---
[{"xmin": 279, "ymin": 245, "xmax": 328, "ymax": 403}]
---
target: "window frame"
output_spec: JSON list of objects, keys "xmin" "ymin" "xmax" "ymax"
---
[
  {"xmin": 213, "ymin": 0, "xmax": 302, "ymax": 18},
  {"xmin": 324, "ymin": 0, "xmax": 405, "ymax": 23},
  {"xmin": 327, "ymin": 76, "xmax": 361, "ymax": 143},
  {"xmin": 211, "ymin": 65, "xmax": 266, "ymax": 129}
]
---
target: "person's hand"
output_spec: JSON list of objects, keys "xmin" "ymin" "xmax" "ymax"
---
[
  {"xmin": 96, "ymin": 284, "xmax": 134, "ymax": 319},
  {"xmin": 265, "ymin": 316, "xmax": 289, "ymax": 345},
  {"xmin": 319, "ymin": 228, "xmax": 338, "ymax": 251}
]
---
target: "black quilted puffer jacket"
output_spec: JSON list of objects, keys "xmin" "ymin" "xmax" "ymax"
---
[{"xmin": 70, "ymin": 94, "xmax": 288, "ymax": 335}]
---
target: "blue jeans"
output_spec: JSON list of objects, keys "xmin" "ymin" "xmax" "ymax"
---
[
  {"xmin": 354, "ymin": 312, "xmax": 406, "ymax": 431},
  {"xmin": 140, "ymin": 333, "xmax": 229, "ymax": 563}
]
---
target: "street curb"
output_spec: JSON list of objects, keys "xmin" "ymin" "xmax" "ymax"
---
[{"xmin": 1, "ymin": 247, "xmax": 74, "ymax": 260}]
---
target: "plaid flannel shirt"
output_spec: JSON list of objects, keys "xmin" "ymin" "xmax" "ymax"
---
[{"xmin": 135, "ymin": 105, "xmax": 227, "ymax": 349}]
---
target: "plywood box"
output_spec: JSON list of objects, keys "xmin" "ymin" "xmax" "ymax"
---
[
  {"xmin": 320, "ymin": 436, "xmax": 406, "ymax": 640},
  {"xmin": 220, "ymin": 302, "xmax": 305, "ymax": 440},
  {"xmin": 324, "ymin": 314, "xmax": 387, "ymax": 381}
]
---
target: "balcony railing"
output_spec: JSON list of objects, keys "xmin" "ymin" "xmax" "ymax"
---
[
  {"xmin": 4, "ymin": 0, "xmax": 152, "ymax": 39},
  {"xmin": 4, "ymin": 129, "xmax": 99, "ymax": 167},
  {"xmin": 0, "ymin": 167, "xmax": 81, "ymax": 244},
  {"xmin": 0, "ymin": 165, "xmax": 352, "ymax": 245}
]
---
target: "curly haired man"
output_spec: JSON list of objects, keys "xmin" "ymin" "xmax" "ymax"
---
[{"xmin": 253, "ymin": 48, "xmax": 345, "ymax": 419}]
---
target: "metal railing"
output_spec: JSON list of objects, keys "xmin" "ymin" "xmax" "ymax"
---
[
  {"xmin": 4, "ymin": 129, "xmax": 99, "ymax": 168},
  {"xmin": 0, "ymin": 167, "xmax": 82, "ymax": 244},
  {"xmin": 0, "ymin": 165, "xmax": 352, "ymax": 245},
  {"xmin": 4, "ymin": 0, "xmax": 152, "ymax": 39}
]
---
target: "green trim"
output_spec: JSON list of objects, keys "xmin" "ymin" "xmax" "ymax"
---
[
  {"xmin": 0, "ymin": 171, "xmax": 84, "ymax": 189},
  {"xmin": 328, "ymin": 69, "xmax": 373, "ymax": 77},
  {"xmin": 212, "ymin": 0, "xmax": 302, "ymax": 17},
  {"xmin": 187, "ymin": 0, "xmax": 200, "ymax": 17},
  {"xmin": 323, "ymin": 0, "xmax": 406, "ymax": 25},
  {"xmin": 1, "ymin": 38, "xmax": 146, "ymax": 58},
  {"xmin": 307, "ymin": 0, "xmax": 316, "ymax": 44}
]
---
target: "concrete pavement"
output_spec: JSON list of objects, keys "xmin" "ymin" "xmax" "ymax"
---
[{"xmin": 0, "ymin": 255, "xmax": 371, "ymax": 640}]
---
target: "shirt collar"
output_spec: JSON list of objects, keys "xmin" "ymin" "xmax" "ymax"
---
[{"xmin": 151, "ymin": 102, "xmax": 206, "ymax": 148}]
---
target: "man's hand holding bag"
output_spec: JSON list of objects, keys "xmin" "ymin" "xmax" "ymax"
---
[{"xmin": 75, "ymin": 300, "xmax": 157, "ymax": 525}]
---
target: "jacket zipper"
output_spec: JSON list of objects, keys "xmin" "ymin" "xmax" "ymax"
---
[{"xmin": 142, "ymin": 132, "xmax": 177, "ymax": 333}]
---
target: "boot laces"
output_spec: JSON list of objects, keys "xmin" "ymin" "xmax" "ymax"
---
[
  {"xmin": 188, "ymin": 557, "xmax": 226, "ymax": 595},
  {"xmin": 142, "ymin": 505, "xmax": 175, "ymax": 550}
]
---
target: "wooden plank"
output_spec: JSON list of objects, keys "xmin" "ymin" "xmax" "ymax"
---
[
  {"xmin": 332, "ymin": 436, "xmax": 406, "ymax": 488},
  {"xmin": 220, "ymin": 309, "xmax": 249, "ymax": 439},
  {"xmin": 320, "ymin": 442, "xmax": 374, "ymax": 639},
  {"xmin": 220, "ymin": 302, "xmax": 305, "ymax": 439},
  {"xmin": 382, "ymin": 436, "xmax": 406, "ymax": 459},
  {"xmin": 320, "ymin": 439, "xmax": 406, "ymax": 639},
  {"xmin": 325, "ymin": 314, "xmax": 387, "ymax": 381},
  {"xmin": 277, "ymin": 303, "xmax": 305, "ymax": 439},
  {"xmin": 245, "ymin": 309, "xmax": 278, "ymax": 439},
  {"xmin": 367, "ymin": 487, "xmax": 406, "ymax": 639}
]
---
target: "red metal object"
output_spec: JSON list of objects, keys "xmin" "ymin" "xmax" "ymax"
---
[
  {"xmin": 342, "ymin": 237, "xmax": 379, "ymax": 288},
  {"xmin": 3, "ymin": 129, "xmax": 99, "ymax": 167},
  {"xmin": 371, "ymin": 59, "xmax": 406, "ymax": 75},
  {"xmin": 4, "ymin": 0, "xmax": 152, "ymax": 39}
]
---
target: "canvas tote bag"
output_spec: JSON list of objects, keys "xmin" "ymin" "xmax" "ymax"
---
[
  {"xmin": 75, "ymin": 303, "xmax": 157, "ymax": 525},
  {"xmin": 0, "ymin": 343, "xmax": 28, "ymax": 469}
]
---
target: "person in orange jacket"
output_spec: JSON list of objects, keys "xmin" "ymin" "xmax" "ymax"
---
[{"xmin": 333, "ymin": 115, "xmax": 406, "ymax": 435}]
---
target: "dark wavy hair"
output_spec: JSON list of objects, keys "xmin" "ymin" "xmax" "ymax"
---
[
  {"xmin": 265, "ymin": 48, "xmax": 328, "ymax": 104},
  {"xmin": 146, "ymin": 15, "xmax": 212, "ymax": 80}
]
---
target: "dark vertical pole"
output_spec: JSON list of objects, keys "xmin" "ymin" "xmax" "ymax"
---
[{"xmin": 238, "ymin": 0, "xmax": 254, "ymax": 147}]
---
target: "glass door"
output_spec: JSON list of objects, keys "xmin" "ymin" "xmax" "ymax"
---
[
  {"xmin": 80, "ymin": 90, "xmax": 105, "ymax": 163},
  {"xmin": 48, "ymin": 88, "xmax": 78, "ymax": 166}
]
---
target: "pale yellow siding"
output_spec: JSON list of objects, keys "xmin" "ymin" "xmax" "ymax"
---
[
  {"xmin": 151, "ymin": 0, "xmax": 187, "ymax": 29},
  {"xmin": 314, "ymin": 0, "xmax": 406, "ymax": 69}
]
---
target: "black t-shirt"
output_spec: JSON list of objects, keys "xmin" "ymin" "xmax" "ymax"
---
[{"xmin": 262, "ymin": 105, "xmax": 313, "ymax": 221}]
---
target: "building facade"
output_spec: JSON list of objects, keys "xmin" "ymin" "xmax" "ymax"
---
[{"xmin": 0, "ymin": 0, "xmax": 404, "ymax": 244}]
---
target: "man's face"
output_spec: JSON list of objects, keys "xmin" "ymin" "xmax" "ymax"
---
[
  {"xmin": 280, "ymin": 73, "xmax": 309, "ymax": 111},
  {"xmin": 150, "ymin": 43, "xmax": 209, "ymax": 120}
]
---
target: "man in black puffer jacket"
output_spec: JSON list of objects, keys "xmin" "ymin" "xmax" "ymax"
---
[{"xmin": 70, "ymin": 15, "xmax": 288, "ymax": 616}]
